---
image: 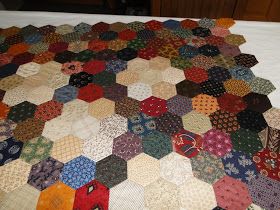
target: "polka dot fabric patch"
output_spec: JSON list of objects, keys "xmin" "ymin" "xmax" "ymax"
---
[
  {"xmin": 192, "ymin": 94, "xmax": 219, "ymax": 116},
  {"xmin": 202, "ymin": 128, "xmax": 232, "ymax": 157},
  {"xmin": 0, "ymin": 18, "xmax": 278, "ymax": 210}
]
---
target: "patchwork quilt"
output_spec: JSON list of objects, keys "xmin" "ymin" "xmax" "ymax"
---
[{"xmin": 0, "ymin": 17, "xmax": 279, "ymax": 210}]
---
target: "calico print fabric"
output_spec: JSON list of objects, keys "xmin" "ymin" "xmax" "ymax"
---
[{"xmin": 0, "ymin": 18, "xmax": 279, "ymax": 210}]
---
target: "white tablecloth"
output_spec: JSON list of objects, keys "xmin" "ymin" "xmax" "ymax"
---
[{"xmin": 1, "ymin": 11, "xmax": 279, "ymax": 107}]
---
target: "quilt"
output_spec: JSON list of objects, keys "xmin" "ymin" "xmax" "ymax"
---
[{"xmin": 0, "ymin": 17, "xmax": 279, "ymax": 210}]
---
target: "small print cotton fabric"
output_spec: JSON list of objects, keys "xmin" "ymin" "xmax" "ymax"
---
[{"xmin": 0, "ymin": 18, "xmax": 278, "ymax": 210}]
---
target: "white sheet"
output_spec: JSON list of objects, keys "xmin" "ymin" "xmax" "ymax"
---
[{"xmin": 0, "ymin": 11, "xmax": 280, "ymax": 108}]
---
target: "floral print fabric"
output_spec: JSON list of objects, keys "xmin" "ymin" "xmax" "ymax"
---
[{"xmin": 0, "ymin": 18, "xmax": 278, "ymax": 210}]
